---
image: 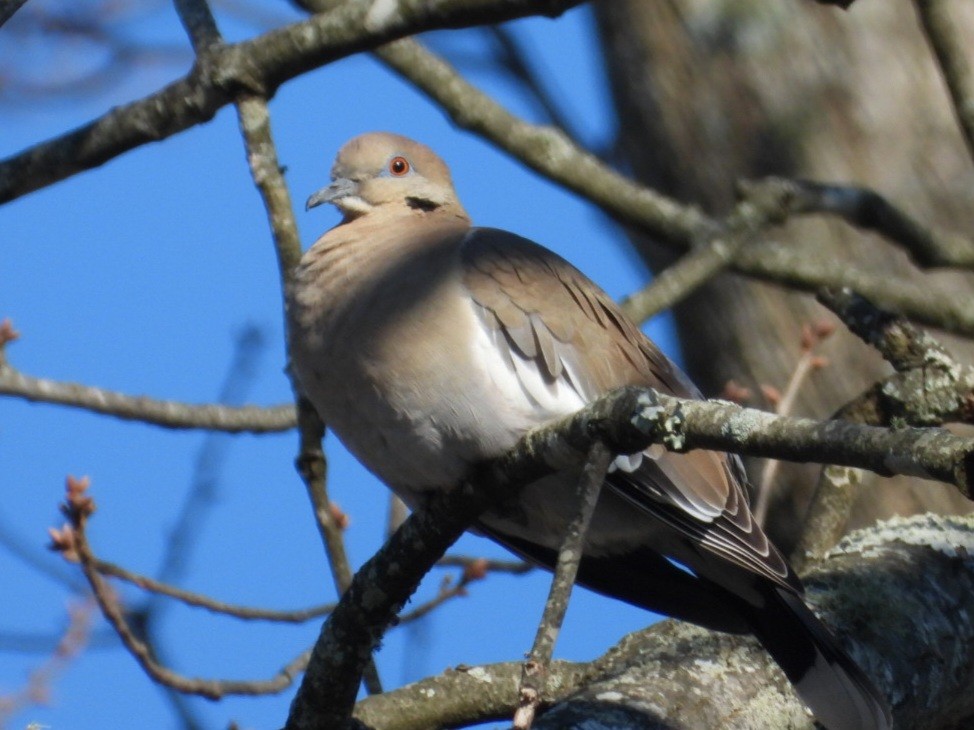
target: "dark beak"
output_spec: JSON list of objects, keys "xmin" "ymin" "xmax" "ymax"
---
[{"xmin": 306, "ymin": 177, "xmax": 358, "ymax": 211}]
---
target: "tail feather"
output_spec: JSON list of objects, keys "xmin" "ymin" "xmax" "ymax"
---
[{"xmin": 745, "ymin": 586, "xmax": 892, "ymax": 730}]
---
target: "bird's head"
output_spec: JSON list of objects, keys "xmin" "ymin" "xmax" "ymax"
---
[{"xmin": 306, "ymin": 132, "xmax": 466, "ymax": 220}]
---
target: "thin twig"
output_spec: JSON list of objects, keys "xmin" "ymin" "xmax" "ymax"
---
[
  {"xmin": 94, "ymin": 557, "xmax": 335, "ymax": 622},
  {"xmin": 0, "ymin": 364, "xmax": 296, "ymax": 431},
  {"xmin": 753, "ymin": 323, "xmax": 833, "ymax": 524},
  {"xmin": 397, "ymin": 570, "xmax": 481, "ymax": 624},
  {"xmin": 513, "ymin": 442, "xmax": 611, "ymax": 730},
  {"xmin": 230, "ymin": 58, "xmax": 384, "ymax": 695},
  {"xmin": 57, "ymin": 478, "xmax": 311, "ymax": 699},
  {"xmin": 437, "ymin": 554, "xmax": 533, "ymax": 574}
]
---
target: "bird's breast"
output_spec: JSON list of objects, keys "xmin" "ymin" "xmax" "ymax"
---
[{"xmin": 289, "ymin": 234, "xmax": 565, "ymax": 498}]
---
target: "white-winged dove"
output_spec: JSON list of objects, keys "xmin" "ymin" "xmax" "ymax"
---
[{"xmin": 289, "ymin": 132, "xmax": 891, "ymax": 730}]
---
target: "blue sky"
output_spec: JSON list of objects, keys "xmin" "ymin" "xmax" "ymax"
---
[{"xmin": 1, "ymin": 5, "xmax": 678, "ymax": 728}]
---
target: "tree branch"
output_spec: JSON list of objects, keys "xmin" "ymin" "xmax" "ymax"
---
[
  {"xmin": 531, "ymin": 514, "xmax": 974, "ymax": 730},
  {"xmin": 513, "ymin": 442, "xmax": 610, "ymax": 729},
  {"xmin": 0, "ymin": 0, "xmax": 582, "ymax": 204},
  {"xmin": 0, "ymin": 363, "xmax": 296, "ymax": 432},
  {"xmin": 914, "ymin": 0, "xmax": 974, "ymax": 164},
  {"xmin": 54, "ymin": 477, "xmax": 311, "ymax": 699},
  {"xmin": 351, "ymin": 513, "xmax": 974, "ymax": 729},
  {"xmin": 284, "ymin": 384, "xmax": 973, "ymax": 727},
  {"xmin": 794, "ymin": 287, "xmax": 974, "ymax": 568},
  {"xmin": 354, "ymin": 660, "xmax": 590, "ymax": 729}
]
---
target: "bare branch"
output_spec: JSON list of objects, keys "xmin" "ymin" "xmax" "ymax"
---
[
  {"xmin": 57, "ymin": 478, "xmax": 311, "ymax": 699},
  {"xmin": 284, "ymin": 382, "xmax": 973, "ymax": 728},
  {"xmin": 755, "ymin": 177, "xmax": 974, "ymax": 269},
  {"xmin": 0, "ymin": 0, "xmax": 583, "ymax": 205},
  {"xmin": 225, "ymin": 13, "xmax": 385, "ymax": 693},
  {"xmin": 514, "ymin": 442, "xmax": 610, "ymax": 730},
  {"xmin": 794, "ymin": 287, "xmax": 974, "ymax": 569},
  {"xmin": 0, "ymin": 363, "xmax": 296, "ymax": 432},
  {"xmin": 93, "ymin": 557, "xmax": 335, "ymax": 623},
  {"xmin": 734, "ymin": 241, "xmax": 974, "ymax": 336},
  {"xmin": 532, "ymin": 515, "xmax": 974, "ymax": 730},
  {"xmin": 914, "ymin": 0, "xmax": 974, "ymax": 164}
]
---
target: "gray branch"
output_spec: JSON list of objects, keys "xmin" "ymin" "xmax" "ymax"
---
[
  {"xmin": 353, "ymin": 513, "xmax": 974, "ymax": 729},
  {"xmin": 534, "ymin": 514, "xmax": 974, "ymax": 730},
  {"xmin": 370, "ymin": 38, "xmax": 974, "ymax": 335},
  {"xmin": 0, "ymin": 364, "xmax": 296, "ymax": 432},
  {"xmin": 0, "ymin": 0, "xmax": 583, "ymax": 204},
  {"xmin": 283, "ymin": 385, "xmax": 973, "ymax": 728}
]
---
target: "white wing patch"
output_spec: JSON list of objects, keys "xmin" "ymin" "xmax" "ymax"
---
[
  {"xmin": 470, "ymin": 302, "xmax": 585, "ymax": 423},
  {"xmin": 469, "ymin": 301, "xmax": 641, "ymax": 475}
]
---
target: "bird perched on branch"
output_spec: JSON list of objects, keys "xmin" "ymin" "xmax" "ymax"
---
[{"xmin": 288, "ymin": 132, "xmax": 892, "ymax": 730}]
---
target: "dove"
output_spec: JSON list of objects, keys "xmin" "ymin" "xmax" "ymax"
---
[{"xmin": 288, "ymin": 132, "xmax": 891, "ymax": 730}]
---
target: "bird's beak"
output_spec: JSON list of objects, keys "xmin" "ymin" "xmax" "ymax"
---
[{"xmin": 306, "ymin": 177, "xmax": 358, "ymax": 211}]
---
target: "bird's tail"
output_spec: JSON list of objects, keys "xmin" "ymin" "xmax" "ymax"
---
[{"xmin": 743, "ymin": 585, "xmax": 892, "ymax": 730}]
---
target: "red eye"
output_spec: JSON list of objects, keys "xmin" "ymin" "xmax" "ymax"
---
[{"xmin": 389, "ymin": 156, "xmax": 410, "ymax": 176}]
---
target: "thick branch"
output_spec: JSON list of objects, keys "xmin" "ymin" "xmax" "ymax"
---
[
  {"xmin": 794, "ymin": 287, "xmax": 974, "ymax": 568},
  {"xmin": 352, "ymin": 514, "xmax": 974, "ymax": 729},
  {"xmin": 532, "ymin": 514, "xmax": 974, "ymax": 730},
  {"xmin": 284, "ymin": 386, "xmax": 972, "ymax": 728},
  {"xmin": 0, "ymin": 0, "xmax": 582, "ymax": 204},
  {"xmin": 354, "ymin": 661, "xmax": 590, "ymax": 729}
]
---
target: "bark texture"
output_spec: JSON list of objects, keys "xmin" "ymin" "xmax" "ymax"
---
[
  {"xmin": 353, "ymin": 513, "xmax": 974, "ymax": 729},
  {"xmin": 594, "ymin": 1, "xmax": 974, "ymax": 547}
]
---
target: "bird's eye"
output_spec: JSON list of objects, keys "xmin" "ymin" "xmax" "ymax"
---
[{"xmin": 389, "ymin": 156, "xmax": 410, "ymax": 176}]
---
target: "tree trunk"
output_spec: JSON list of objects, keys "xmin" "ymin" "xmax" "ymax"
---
[{"xmin": 593, "ymin": 0, "xmax": 974, "ymax": 549}]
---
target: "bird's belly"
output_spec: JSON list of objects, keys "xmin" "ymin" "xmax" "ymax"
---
[
  {"xmin": 300, "ymin": 293, "xmax": 591, "ymax": 499},
  {"xmin": 292, "ymin": 276, "xmax": 649, "ymax": 555}
]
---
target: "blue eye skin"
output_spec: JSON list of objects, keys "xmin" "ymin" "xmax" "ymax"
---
[{"xmin": 387, "ymin": 156, "xmax": 411, "ymax": 176}]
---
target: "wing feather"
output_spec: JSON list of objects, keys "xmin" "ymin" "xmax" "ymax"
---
[{"xmin": 459, "ymin": 227, "xmax": 796, "ymax": 592}]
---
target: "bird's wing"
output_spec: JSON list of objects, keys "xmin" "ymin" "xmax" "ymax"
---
[{"xmin": 459, "ymin": 227, "xmax": 797, "ymax": 593}]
